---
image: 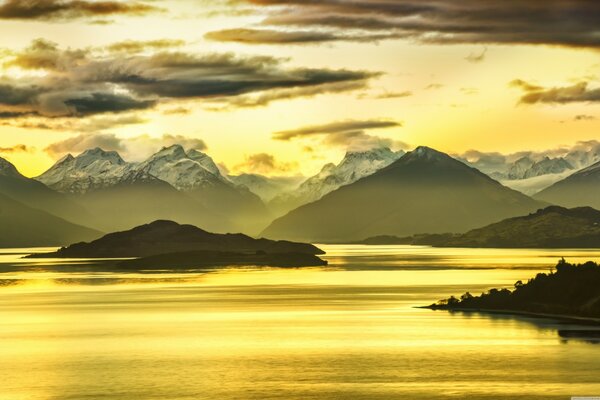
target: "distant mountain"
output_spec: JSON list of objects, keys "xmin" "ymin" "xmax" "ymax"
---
[
  {"xmin": 228, "ymin": 173, "xmax": 303, "ymax": 202},
  {"xmin": 35, "ymin": 145, "xmax": 268, "ymax": 234},
  {"xmin": 32, "ymin": 219, "xmax": 324, "ymax": 258},
  {"xmin": 36, "ymin": 148, "xmax": 131, "ymax": 193},
  {"xmin": 76, "ymin": 169, "xmax": 230, "ymax": 233},
  {"xmin": 535, "ymin": 161, "xmax": 600, "ymax": 209},
  {"xmin": 269, "ymin": 147, "xmax": 404, "ymax": 215},
  {"xmin": 506, "ymin": 156, "xmax": 573, "ymax": 180},
  {"xmin": 262, "ymin": 146, "xmax": 545, "ymax": 242},
  {"xmin": 432, "ymin": 206, "xmax": 600, "ymax": 248},
  {"xmin": 0, "ymin": 192, "xmax": 101, "ymax": 247},
  {"xmin": 136, "ymin": 145, "xmax": 268, "ymax": 232},
  {"xmin": 0, "ymin": 156, "xmax": 91, "ymax": 224}
]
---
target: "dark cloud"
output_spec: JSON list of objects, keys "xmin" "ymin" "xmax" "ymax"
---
[
  {"xmin": 224, "ymin": 0, "xmax": 600, "ymax": 48},
  {"xmin": 205, "ymin": 28, "xmax": 406, "ymax": 44},
  {"xmin": 0, "ymin": 144, "xmax": 31, "ymax": 153},
  {"xmin": 574, "ymin": 114, "xmax": 596, "ymax": 120},
  {"xmin": 358, "ymin": 90, "xmax": 413, "ymax": 99},
  {"xmin": 106, "ymin": 39, "xmax": 185, "ymax": 53},
  {"xmin": 63, "ymin": 92, "xmax": 156, "ymax": 115},
  {"xmin": 511, "ymin": 80, "xmax": 600, "ymax": 104},
  {"xmin": 0, "ymin": 0, "xmax": 161, "ymax": 21},
  {"xmin": 273, "ymin": 119, "xmax": 405, "ymax": 151},
  {"xmin": 273, "ymin": 119, "xmax": 401, "ymax": 140},
  {"xmin": 0, "ymin": 39, "xmax": 376, "ymax": 119},
  {"xmin": 425, "ymin": 83, "xmax": 444, "ymax": 90}
]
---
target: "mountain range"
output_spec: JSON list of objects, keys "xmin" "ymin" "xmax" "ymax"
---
[
  {"xmin": 36, "ymin": 145, "xmax": 267, "ymax": 234},
  {"xmin": 269, "ymin": 147, "xmax": 405, "ymax": 216},
  {"xmin": 262, "ymin": 146, "xmax": 547, "ymax": 242}
]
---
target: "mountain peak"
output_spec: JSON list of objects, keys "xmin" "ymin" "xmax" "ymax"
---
[
  {"xmin": 405, "ymin": 146, "xmax": 449, "ymax": 162},
  {"xmin": 0, "ymin": 157, "xmax": 21, "ymax": 178},
  {"xmin": 151, "ymin": 144, "xmax": 188, "ymax": 161},
  {"xmin": 78, "ymin": 147, "xmax": 125, "ymax": 165}
]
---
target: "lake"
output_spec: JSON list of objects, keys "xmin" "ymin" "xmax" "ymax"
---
[{"xmin": 1, "ymin": 245, "xmax": 600, "ymax": 400}]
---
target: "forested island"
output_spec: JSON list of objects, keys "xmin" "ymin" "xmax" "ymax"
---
[{"xmin": 425, "ymin": 259, "xmax": 600, "ymax": 321}]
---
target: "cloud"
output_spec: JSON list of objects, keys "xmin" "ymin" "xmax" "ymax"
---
[
  {"xmin": 455, "ymin": 140, "xmax": 600, "ymax": 174},
  {"xmin": 465, "ymin": 47, "xmax": 487, "ymax": 63},
  {"xmin": 574, "ymin": 114, "xmax": 595, "ymax": 121},
  {"xmin": 273, "ymin": 119, "xmax": 401, "ymax": 140},
  {"xmin": 511, "ymin": 79, "xmax": 600, "ymax": 104},
  {"xmin": 273, "ymin": 118, "xmax": 406, "ymax": 151},
  {"xmin": 106, "ymin": 39, "xmax": 186, "ymax": 53},
  {"xmin": 225, "ymin": 0, "xmax": 600, "ymax": 49},
  {"xmin": 358, "ymin": 90, "xmax": 413, "ymax": 100},
  {"xmin": 233, "ymin": 153, "xmax": 298, "ymax": 174},
  {"xmin": 0, "ymin": 39, "xmax": 376, "ymax": 119},
  {"xmin": 0, "ymin": 0, "xmax": 162, "ymax": 21},
  {"xmin": 425, "ymin": 83, "xmax": 444, "ymax": 90},
  {"xmin": 44, "ymin": 133, "xmax": 207, "ymax": 161},
  {"xmin": 0, "ymin": 144, "xmax": 32, "ymax": 153},
  {"xmin": 205, "ymin": 28, "xmax": 407, "ymax": 45}
]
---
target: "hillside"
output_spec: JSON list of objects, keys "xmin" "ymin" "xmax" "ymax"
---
[
  {"xmin": 0, "ymin": 192, "xmax": 101, "ymax": 247},
  {"xmin": 262, "ymin": 146, "xmax": 545, "ymax": 242},
  {"xmin": 427, "ymin": 259, "xmax": 600, "ymax": 320},
  {"xmin": 535, "ymin": 161, "xmax": 600, "ymax": 210}
]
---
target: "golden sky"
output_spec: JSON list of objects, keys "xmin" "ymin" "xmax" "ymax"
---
[{"xmin": 0, "ymin": 0, "xmax": 598, "ymax": 177}]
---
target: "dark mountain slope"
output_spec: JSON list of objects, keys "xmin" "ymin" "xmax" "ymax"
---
[
  {"xmin": 0, "ymin": 192, "xmax": 101, "ymax": 247},
  {"xmin": 535, "ymin": 161, "xmax": 600, "ymax": 209},
  {"xmin": 262, "ymin": 146, "xmax": 546, "ymax": 242}
]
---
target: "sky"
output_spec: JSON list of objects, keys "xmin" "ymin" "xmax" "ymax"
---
[{"xmin": 0, "ymin": 0, "xmax": 598, "ymax": 177}]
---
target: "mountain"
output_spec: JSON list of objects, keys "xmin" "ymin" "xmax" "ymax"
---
[
  {"xmin": 0, "ymin": 192, "xmax": 101, "ymax": 247},
  {"xmin": 262, "ymin": 146, "xmax": 546, "ymax": 242},
  {"xmin": 535, "ymin": 161, "xmax": 600, "ymax": 209},
  {"xmin": 228, "ymin": 173, "xmax": 303, "ymax": 202},
  {"xmin": 76, "ymin": 169, "xmax": 230, "ymax": 233},
  {"xmin": 428, "ymin": 206, "xmax": 600, "ymax": 248},
  {"xmin": 35, "ymin": 145, "xmax": 268, "ymax": 234},
  {"xmin": 506, "ymin": 156, "xmax": 573, "ymax": 180},
  {"xmin": 36, "ymin": 148, "xmax": 131, "ymax": 194},
  {"xmin": 269, "ymin": 147, "xmax": 404, "ymax": 215},
  {"xmin": 136, "ymin": 145, "xmax": 268, "ymax": 233},
  {"xmin": 0, "ymin": 156, "xmax": 91, "ymax": 224},
  {"xmin": 500, "ymin": 170, "xmax": 574, "ymax": 196},
  {"xmin": 31, "ymin": 219, "xmax": 324, "ymax": 258}
]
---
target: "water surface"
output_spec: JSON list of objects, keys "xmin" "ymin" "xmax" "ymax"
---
[{"xmin": 1, "ymin": 245, "xmax": 600, "ymax": 399}]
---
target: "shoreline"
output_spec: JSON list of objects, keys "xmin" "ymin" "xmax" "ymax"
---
[{"xmin": 418, "ymin": 305, "xmax": 600, "ymax": 325}]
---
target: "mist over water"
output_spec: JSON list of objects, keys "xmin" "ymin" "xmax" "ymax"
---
[{"xmin": 1, "ymin": 245, "xmax": 600, "ymax": 399}]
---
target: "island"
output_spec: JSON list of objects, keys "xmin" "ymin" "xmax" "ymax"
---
[
  {"xmin": 424, "ymin": 259, "xmax": 600, "ymax": 321},
  {"xmin": 27, "ymin": 220, "xmax": 327, "ymax": 269},
  {"xmin": 356, "ymin": 206, "xmax": 600, "ymax": 248}
]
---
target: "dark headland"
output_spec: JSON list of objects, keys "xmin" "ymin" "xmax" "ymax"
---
[
  {"xmin": 356, "ymin": 206, "xmax": 600, "ymax": 248},
  {"xmin": 27, "ymin": 220, "xmax": 327, "ymax": 269},
  {"xmin": 424, "ymin": 259, "xmax": 600, "ymax": 323}
]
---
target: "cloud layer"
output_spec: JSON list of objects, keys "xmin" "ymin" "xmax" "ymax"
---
[
  {"xmin": 0, "ymin": 0, "xmax": 161, "ymax": 21},
  {"xmin": 0, "ymin": 39, "xmax": 377, "ymax": 120},
  {"xmin": 211, "ymin": 0, "xmax": 600, "ymax": 48}
]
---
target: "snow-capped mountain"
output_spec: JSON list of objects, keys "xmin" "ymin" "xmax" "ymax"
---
[
  {"xmin": 135, "ymin": 145, "xmax": 231, "ymax": 191},
  {"xmin": 270, "ymin": 147, "xmax": 404, "ymax": 215},
  {"xmin": 36, "ymin": 148, "xmax": 131, "ymax": 194},
  {"xmin": 506, "ymin": 156, "xmax": 573, "ymax": 180}
]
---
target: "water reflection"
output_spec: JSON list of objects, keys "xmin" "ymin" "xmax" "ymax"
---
[{"xmin": 1, "ymin": 245, "xmax": 600, "ymax": 399}]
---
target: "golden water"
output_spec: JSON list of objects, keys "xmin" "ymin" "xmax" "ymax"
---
[{"xmin": 1, "ymin": 245, "xmax": 600, "ymax": 399}]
